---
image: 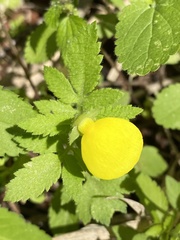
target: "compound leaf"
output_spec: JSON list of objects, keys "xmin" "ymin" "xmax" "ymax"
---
[
  {"xmin": 63, "ymin": 22, "xmax": 102, "ymax": 96},
  {"xmin": 82, "ymin": 88, "xmax": 125, "ymax": 111},
  {"xmin": 14, "ymin": 131, "xmax": 60, "ymax": 154},
  {"xmin": 44, "ymin": 66, "xmax": 78, "ymax": 104},
  {"xmin": 0, "ymin": 86, "xmax": 36, "ymax": 125},
  {"xmin": 62, "ymin": 154, "xmax": 84, "ymax": 202},
  {"xmin": 76, "ymin": 173, "xmax": 127, "ymax": 225},
  {"xmin": 98, "ymin": 105, "xmax": 143, "ymax": 120},
  {"xmin": 4, "ymin": 153, "xmax": 61, "ymax": 202},
  {"xmin": 57, "ymin": 15, "xmax": 86, "ymax": 51},
  {"xmin": 152, "ymin": 83, "xmax": 180, "ymax": 129},
  {"xmin": 115, "ymin": 1, "xmax": 180, "ymax": 75},
  {"xmin": 44, "ymin": 5, "xmax": 62, "ymax": 28},
  {"xmin": 0, "ymin": 208, "xmax": 51, "ymax": 240},
  {"xmin": 0, "ymin": 86, "xmax": 36, "ymax": 156},
  {"xmin": 34, "ymin": 99, "xmax": 77, "ymax": 115},
  {"xmin": 18, "ymin": 113, "xmax": 74, "ymax": 136},
  {"xmin": 48, "ymin": 187, "xmax": 79, "ymax": 234},
  {"xmin": 91, "ymin": 197, "xmax": 126, "ymax": 226},
  {"xmin": 82, "ymin": 88, "xmax": 142, "ymax": 120},
  {"xmin": 0, "ymin": 123, "xmax": 24, "ymax": 156}
]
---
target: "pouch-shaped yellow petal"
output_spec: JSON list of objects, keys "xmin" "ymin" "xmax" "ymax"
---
[{"xmin": 78, "ymin": 117, "xmax": 143, "ymax": 180}]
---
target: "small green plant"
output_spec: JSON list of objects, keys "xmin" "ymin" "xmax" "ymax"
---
[{"xmin": 0, "ymin": 0, "xmax": 180, "ymax": 239}]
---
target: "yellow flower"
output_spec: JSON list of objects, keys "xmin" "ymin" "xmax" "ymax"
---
[{"xmin": 78, "ymin": 117, "xmax": 143, "ymax": 180}]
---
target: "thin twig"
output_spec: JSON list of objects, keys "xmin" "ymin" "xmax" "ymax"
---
[
  {"xmin": 101, "ymin": 48, "xmax": 117, "ymax": 70},
  {"xmin": 0, "ymin": 11, "xmax": 39, "ymax": 99}
]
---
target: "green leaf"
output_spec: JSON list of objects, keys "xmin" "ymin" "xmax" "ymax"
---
[
  {"xmin": 137, "ymin": 145, "xmax": 168, "ymax": 177},
  {"xmin": 0, "ymin": 123, "xmax": 24, "ymax": 156},
  {"xmin": 115, "ymin": 1, "xmax": 180, "ymax": 75},
  {"xmin": 91, "ymin": 197, "xmax": 126, "ymax": 226},
  {"xmin": 82, "ymin": 88, "xmax": 142, "ymax": 119},
  {"xmin": 165, "ymin": 175, "xmax": 180, "ymax": 210},
  {"xmin": 44, "ymin": 5, "xmax": 62, "ymax": 28},
  {"xmin": 98, "ymin": 105, "xmax": 143, "ymax": 120},
  {"xmin": 48, "ymin": 187, "xmax": 79, "ymax": 234},
  {"xmin": 44, "ymin": 66, "xmax": 78, "ymax": 104},
  {"xmin": 68, "ymin": 126, "xmax": 80, "ymax": 145},
  {"xmin": 62, "ymin": 154, "xmax": 84, "ymax": 202},
  {"xmin": 82, "ymin": 88, "xmax": 125, "ymax": 111},
  {"xmin": 0, "ymin": 86, "xmax": 36, "ymax": 125},
  {"xmin": 25, "ymin": 23, "xmax": 57, "ymax": 63},
  {"xmin": 112, "ymin": 225, "xmax": 137, "ymax": 240},
  {"xmin": 136, "ymin": 173, "xmax": 168, "ymax": 212},
  {"xmin": 76, "ymin": 173, "xmax": 127, "ymax": 225},
  {"xmin": 63, "ymin": 22, "xmax": 102, "ymax": 96},
  {"xmin": 18, "ymin": 113, "xmax": 73, "ymax": 136},
  {"xmin": 0, "ymin": 87, "xmax": 36, "ymax": 156},
  {"xmin": 0, "ymin": 207, "xmax": 51, "ymax": 240},
  {"xmin": 14, "ymin": 130, "xmax": 61, "ymax": 154},
  {"xmin": 56, "ymin": 15, "xmax": 86, "ymax": 51},
  {"xmin": 145, "ymin": 224, "xmax": 163, "ymax": 238},
  {"xmin": 132, "ymin": 233, "xmax": 149, "ymax": 240},
  {"xmin": 4, "ymin": 153, "xmax": 61, "ymax": 202},
  {"xmin": 34, "ymin": 99, "xmax": 77, "ymax": 115},
  {"xmin": 170, "ymin": 223, "xmax": 180, "ymax": 239},
  {"xmin": 152, "ymin": 83, "xmax": 180, "ymax": 129}
]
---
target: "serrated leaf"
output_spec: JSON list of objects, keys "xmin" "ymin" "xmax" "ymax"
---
[
  {"xmin": 0, "ymin": 122, "xmax": 24, "ymax": 156},
  {"xmin": 136, "ymin": 173, "xmax": 168, "ymax": 212},
  {"xmin": 0, "ymin": 87, "xmax": 36, "ymax": 156},
  {"xmin": 44, "ymin": 5, "xmax": 62, "ymax": 28},
  {"xmin": 165, "ymin": 175, "xmax": 180, "ymax": 210},
  {"xmin": 63, "ymin": 22, "xmax": 102, "ymax": 96},
  {"xmin": 4, "ymin": 153, "xmax": 61, "ymax": 202},
  {"xmin": 152, "ymin": 83, "xmax": 180, "ymax": 129},
  {"xmin": 25, "ymin": 23, "xmax": 57, "ymax": 63},
  {"xmin": 57, "ymin": 15, "xmax": 86, "ymax": 51},
  {"xmin": 48, "ymin": 186, "xmax": 79, "ymax": 234},
  {"xmin": 82, "ymin": 88, "xmax": 142, "ymax": 120},
  {"xmin": 115, "ymin": 1, "xmax": 180, "ymax": 75},
  {"xmin": 76, "ymin": 173, "xmax": 127, "ymax": 225},
  {"xmin": 34, "ymin": 99, "xmax": 77, "ymax": 115},
  {"xmin": 0, "ymin": 207, "xmax": 51, "ymax": 240},
  {"xmin": 18, "ymin": 113, "xmax": 73, "ymax": 136},
  {"xmin": 44, "ymin": 66, "xmax": 78, "ymax": 104},
  {"xmin": 91, "ymin": 197, "xmax": 126, "ymax": 226},
  {"xmin": 14, "ymin": 131, "xmax": 61, "ymax": 154},
  {"xmin": 98, "ymin": 105, "xmax": 143, "ymax": 119},
  {"xmin": 137, "ymin": 145, "xmax": 168, "ymax": 177},
  {"xmin": 62, "ymin": 154, "xmax": 84, "ymax": 202},
  {"xmin": 0, "ymin": 86, "xmax": 36, "ymax": 125},
  {"xmin": 82, "ymin": 88, "xmax": 125, "ymax": 111}
]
